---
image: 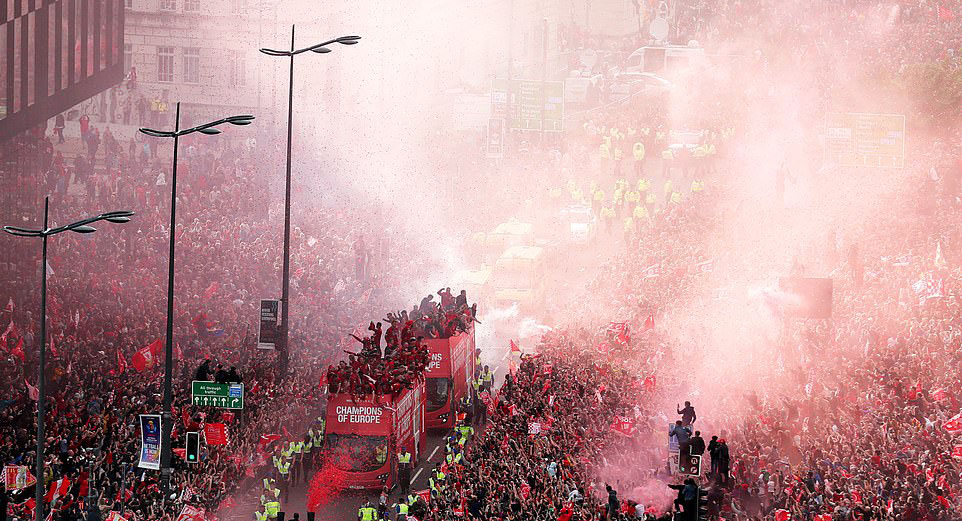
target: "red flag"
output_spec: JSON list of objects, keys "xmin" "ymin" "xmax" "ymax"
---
[
  {"xmin": 131, "ymin": 345, "xmax": 155, "ymax": 372},
  {"xmin": 222, "ymin": 412, "xmax": 235, "ymax": 423},
  {"xmin": 45, "ymin": 477, "xmax": 70, "ymax": 505},
  {"xmin": 774, "ymin": 509, "xmax": 790, "ymax": 521},
  {"xmin": 643, "ymin": 375, "xmax": 656, "ymax": 393},
  {"xmin": 258, "ymin": 434, "xmax": 281, "ymax": 447},
  {"xmin": 852, "ymin": 490, "xmax": 862, "ymax": 504},
  {"xmin": 146, "ymin": 338, "xmax": 163, "ymax": 357},
  {"xmin": 643, "ymin": 313, "xmax": 654, "ymax": 331},
  {"xmin": 938, "ymin": 495, "xmax": 951, "ymax": 508},
  {"xmin": 932, "ymin": 388, "xmax": 949, "ymax": 402},
  {"xmin": 204, "ymin": 423, "xmax": 228, "ymax": 445},
  {"xmin": 172, "ymin": 448, "xmax": 186, "ymax": 459},
  {"xmin": 939, "ymin": 5, "xmax": 955, "ymax": 21},
  {"xmin": 202, "ymin": 282, "xmax": 219, "ymax": 301},
  {"xmin": 509, "ymin": 404, "xmax": 518, "ymax": 416},
  {"xmin": 116, "ymin": 348, "xmax": 127, "ymax": 374},
  {"xmin": 510, "ymin": 339, "xmax": 521, "ymax": 354},
  {"xmin": 815, "ymin": 515, "xmax": 832, "ymax": 521},
  {"xmin": 520, "ymin": 483, "xmax": 530, "ymax": 499},
  {"xmin": 486, "ymin": 395, "xmax": 497, "ymax": 415},
  {"xmin": 610, "ymin": 416, "xmax": 635, "ymax": 436},
  {"xmin": 943, "ymin": 412, "xmax": 962, "ymax": 434},
  {"xmin": 11, "ymin": 337, "xmax": 25, "ymax": 362}
]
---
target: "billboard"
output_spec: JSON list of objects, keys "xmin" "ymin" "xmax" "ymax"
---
[
  {"xmin": 824, "ymin": 112, "xmax": 905, "ymax": 168},
  {"xmin": 1, "ymin": 0, "xmax": 125, "ymax": 141}
]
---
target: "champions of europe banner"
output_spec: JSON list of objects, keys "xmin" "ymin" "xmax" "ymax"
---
[{"xmin": 138, "ymin": 414, "xmax": 162, "ymax": 470}]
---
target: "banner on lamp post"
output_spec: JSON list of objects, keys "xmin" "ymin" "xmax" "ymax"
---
[
  {"xmin": 257, "ymin": 299, "xmax": 280, "ymax": 350},
  {"xmin": 138, "ymin": 414, "xmax": 162, "ymax": 470}
]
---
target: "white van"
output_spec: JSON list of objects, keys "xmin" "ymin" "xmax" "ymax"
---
[{"xmin": 625, "ymin": 45, "xmax": 706, "ymax": 75}]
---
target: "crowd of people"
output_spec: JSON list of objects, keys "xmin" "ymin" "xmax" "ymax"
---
[
  {"xmin": 0, "ymin": 125, "xmax": 434, "ymax": 521},
  {"xmin": 3, "ymin": 1, "xmax": 962, "ymax": 521}
]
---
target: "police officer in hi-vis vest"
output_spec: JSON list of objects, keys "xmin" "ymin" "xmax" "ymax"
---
[{"xmin": 397, "ymin": 448, "xmax": 413, "ymax": 496}]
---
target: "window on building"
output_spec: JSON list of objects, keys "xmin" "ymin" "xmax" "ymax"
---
[
  {"xmin": 157, "ymin": 46, "xmax": 174, "ymax": 82},
  {"xmin": 160, "ymin": 0, "xmax": 176, "ymax": 11},
  {"xmin": 183, "ymin": 48, "xmax": 200, "ymax": 84},
  {"xmin": 184, "ymin": 0, "xmax": 200, "ymax": 12},
  {"xmin": 124, "ymin": 43, "xmax": 133, "ymax": 74},
  {"xmin": 125, "ymin": 0, "xmax": 133, "ymax": 8},
  {"xmin": 229, "ymin": 52, "xmax": 246, "ymax": 87},
  {"xmin": 230, "ymin": 0, "xmax": 246, "ymax": 14}
]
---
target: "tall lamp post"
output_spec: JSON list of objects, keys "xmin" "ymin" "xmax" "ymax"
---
[
  {"xmin": 3, "ymin": 199, "xmax": 134, "ymax": 521},
  {"xmin": 260, "ymin": 28, "xmax": 360, "ymax": 381},
  {"xmin": 139, "ymin": 106, "xmax": 254, "ymax": 496}
]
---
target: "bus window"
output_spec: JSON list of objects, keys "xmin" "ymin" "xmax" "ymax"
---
[
  {"xmin": 425, "ymin": 378, "xmax": 450, "ymax": 412},
  {"xmin": 326, "ymin": 433, "xmax": 390, "ymax": 472}
]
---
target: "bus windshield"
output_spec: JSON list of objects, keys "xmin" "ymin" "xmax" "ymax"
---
[
  {"xmin": 325, "ymin": 433, "xmax": 389, "ymax": 472},
  {"xmin": 426, "ymin": 378, "xmax": 450, "ymax": 412}
]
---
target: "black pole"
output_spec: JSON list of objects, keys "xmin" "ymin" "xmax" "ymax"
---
[
  {"xmin": 35, "ymin": 196, "xmax": 48, "ymax": 521},
  {"xmin": 279, "ymin": 24, "xmax": 295, "ymax": 381},
  {"xmin": 160, "ymin": 102, "xmax": 181, "ymax": 497},
  {"xmin": 120, "ymin": 464, "xmax": 127, "ymax": 515}
]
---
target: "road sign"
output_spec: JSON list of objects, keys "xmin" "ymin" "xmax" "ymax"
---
[
  {"xmin": 191, "ymin": 381, "xmax": 244, "ymax": 409},
  {"xmin": 679, "ymin": 454, "xmax": 702, "ymax": 476},
  {"xmin": 824, "ymin": 112, "xmax": 905, "ymax": 168},
  {"xmin": 491, "ymin": 79, "xmax": 564, "ymax": 132}
]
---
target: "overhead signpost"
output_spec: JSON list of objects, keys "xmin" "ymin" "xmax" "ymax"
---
[
  {"xmin": 491, "ymin": 79, "xmax": 564, "ymax": 132},
  {"xmin": 824, "ymin": 112, "xmax": 905, "ymax": 168},
  {"xmin": 191, "ymin": 381, "xmax": 244, "ymax": 409}
]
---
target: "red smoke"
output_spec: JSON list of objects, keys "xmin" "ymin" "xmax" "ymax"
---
[{"xmin": 306, "ymin": 462, "xmax": 347, "ymax": 512}]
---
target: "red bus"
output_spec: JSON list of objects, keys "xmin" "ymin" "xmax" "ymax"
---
[
  {"xmin": 423, "ymin": 326, "xmax": 476, "ymax": 429},
  {"xmin": 323, "ymin": 380, "xmax": 426, "ymax": 489}
]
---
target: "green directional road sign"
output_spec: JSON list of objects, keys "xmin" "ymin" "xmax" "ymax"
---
[
  {"xmin": 191, "ymin": 381, "xmax": 244, "ymax": 409},
  {"xmin": 491, "ymin": 79, "xmax": 564, "ymax": 132}
]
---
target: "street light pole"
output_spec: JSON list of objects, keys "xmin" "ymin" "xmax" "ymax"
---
[
  {"xmin": 36, "ymin": 198, "xmax": 48, "ymax": 521},
  {"xmin": 260, "ymin": 30, "xmax": 360, "ymax": 382},
  {"xmin": 159, "ymin": 101, "xmax": 181, "ymax": 498},
  {"xmin": 3, "ymin": 200, "xmax": 134, "ymax": 521},
  {"xmin": 140, "ymin": 109, "xmax": 255, "ymax": 497},
  {"xmin": 279, "ymin": 25, "xmax": 295, "ymax": 382}
]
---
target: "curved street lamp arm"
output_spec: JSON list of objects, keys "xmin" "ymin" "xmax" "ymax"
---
[
  {"xmin": 260, "ymin": 35, "xmax": 360, "ymax": 57},
  {"xmin": 3, "ymin": 210, "xmax": 135, "ymax": 237},
  {"xmin": 140, "ymin": 116, "xmax": 254, "ymax": 139},
  {"xmin": 139, "ymin": 128, "xmax": 176, "ymax": 138},
  {"xmin": 179, "ymin": 115, "xmax": 255, "ymax": 137},
  {"xmin": 2, "ymin": 226, "xmax": 44, "ymax": 237}
]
